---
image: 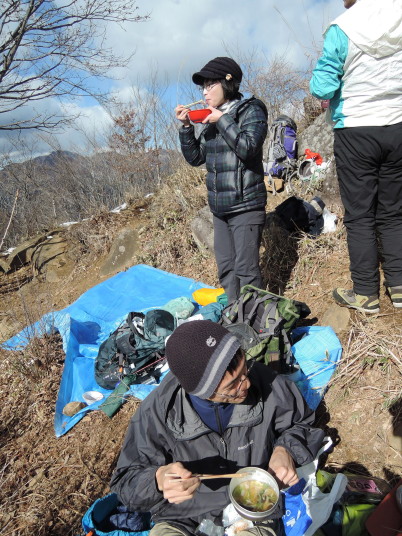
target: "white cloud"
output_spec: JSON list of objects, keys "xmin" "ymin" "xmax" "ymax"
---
[
  {"xmin": 0, "ymin": 0, "xmax": 345, "ymax": 158},
  {"xmin": 0, "ymin": 99, "xmax": 112, "ymax": 159},
  {"xmin": 108, "ymin": 0, "xmax": 344, "ymax": 85}
]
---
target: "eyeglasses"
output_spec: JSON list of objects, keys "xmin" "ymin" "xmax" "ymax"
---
[
  {"xmin": 199, "ymin": 82, "xmax": 220, "ymax": 93},
  {"xmin": 213, "ymin": 359, "xmax": 255, "ymax": 399}
]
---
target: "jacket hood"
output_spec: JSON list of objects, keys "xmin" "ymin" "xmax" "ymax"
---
[
  {"xmin": 159, "ymin": 371, "xmax": 263, "ymax": 441},
  {"xmin": 330, "ymin": 0, "xmax": 402, "ymax": 58}
]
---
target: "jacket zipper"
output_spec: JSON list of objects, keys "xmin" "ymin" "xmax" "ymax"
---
[
  {"xmin": 220, "ymin": 436, "xmax": 227, "ymax": 459},
  {"xmin": 213, "ymin": 405, "xmax": 224, "ymax": 436}
]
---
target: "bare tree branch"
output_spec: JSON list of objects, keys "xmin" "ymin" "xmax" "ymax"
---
[
  {"xmin": 0, "ymin": 188, "xmax": 19, "ymax": 251},
  {"xmin": 0, "ymin": 0, "xmax": 149, "ymax": 131}
]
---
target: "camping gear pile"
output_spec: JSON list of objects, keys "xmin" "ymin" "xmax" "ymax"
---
[
  {"xmin": 93, "ymin": 281, "xmax": 340, "ymax": 416},
  {"xmin": 264, "ymin": 115, "xmax": 334, "ymax": 196}
]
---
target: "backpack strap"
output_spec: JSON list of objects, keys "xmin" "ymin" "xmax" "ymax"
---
[
  {"xmin": 242, "ymin": 293, "xmax": 270, "ymax": 329},
  {"xmin": 221, "ymin": 290, "xmax": 253, "ymax": 325},
  {"xmin": 258, "ymin": 299, "xmax": 282, "ymax": 336},
  {"xmin": 221, "ymin": 301, "xmax": 239, "ymax": 325},
  {"xmin": 238, "ymin": 290, "xmax": 257, "ymax": 324}
]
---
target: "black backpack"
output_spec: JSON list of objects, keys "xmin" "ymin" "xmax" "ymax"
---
[
  {"xmin": 275, "ymin": 196, "xmax": 325, "ymax": 236},
  {"xmin": 94, "ymin": 309, "xmax": 175, "ymax": 390},
  {"xmin": 220, "ymin": 285, "xmax": 310, "ymax": 372}
]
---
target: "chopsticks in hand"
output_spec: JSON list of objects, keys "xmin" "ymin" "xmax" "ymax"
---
[
  {"xmin": 182, "ymin": 99, "xmax": 205, "ymax": 109},
  {"xmin": 166, "ymin": 472, "xmax": 247, "ymax": 482}
]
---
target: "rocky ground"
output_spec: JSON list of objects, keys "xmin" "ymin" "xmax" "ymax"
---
[{"xmin": 0, "ymin": 171, "xmax": 401, "ymax": 536}]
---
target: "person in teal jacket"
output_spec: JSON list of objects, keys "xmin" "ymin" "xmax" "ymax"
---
[{"xmin": 310, "ymin": 0, "xmax": 402, "ymax": 313}]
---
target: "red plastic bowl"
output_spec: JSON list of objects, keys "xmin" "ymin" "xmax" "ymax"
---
[{"xmin": 188, "ymin": 108, "xmax": 212, "ymax": 123}]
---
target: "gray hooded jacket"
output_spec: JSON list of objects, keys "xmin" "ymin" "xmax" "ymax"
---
[{"xmin": 110, "ymin": 362, "xmax": 325, "ymax": 535}]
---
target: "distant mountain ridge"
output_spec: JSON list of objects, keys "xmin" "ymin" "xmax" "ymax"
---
[{"xmin": 0, "ymin": 148, "xmax": 176, "ymax": 249}]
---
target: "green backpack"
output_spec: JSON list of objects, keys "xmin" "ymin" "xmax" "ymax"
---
[
  {"xmin": 94, "ymin": 309, "xmax": 175, "ymax": 390},
  {"xmin": 220, "ymin": 285, "xmax": 309, "ymax": 372}
]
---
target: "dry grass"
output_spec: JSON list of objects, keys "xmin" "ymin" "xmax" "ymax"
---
[
  {"xmin": 0, "ymin": 332, "xmax": 140, "ymax": 536},
  {"xmin": 329, "ymin": 317, "xmax": 402, "ymax": 396},
  {"xmin": 135, "ymin": 164, "xmax": 218, "ymax": 286},
  {"xmin": 65, "ymin": 208, "xmax": 123, "ymax": 258},
  {"xmin": 0, "ymin": 168, "xmax": 401, "ymax": 535}
]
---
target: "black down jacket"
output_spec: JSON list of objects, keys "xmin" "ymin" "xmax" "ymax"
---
[{"xmin": 179, "ymin": 97, "xmax": 268, "ymax": 216}]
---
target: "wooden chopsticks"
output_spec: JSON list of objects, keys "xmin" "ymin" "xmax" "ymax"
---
[
  {"xmin": 182, "ymin": 99, "xmax": 205, "ymax": 109},
  {"xmin": 166, "ymin": 472, "xmax": 247, "ymax": 482}
]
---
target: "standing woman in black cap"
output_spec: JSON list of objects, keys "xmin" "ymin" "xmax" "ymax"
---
[{"xmin": 175, "ymin": 57, "xmax": 268, "ymax": 304}]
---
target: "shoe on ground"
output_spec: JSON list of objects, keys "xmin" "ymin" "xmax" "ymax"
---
[
  {"xmin": 386, "ymin": 285, "xmax": 402, "ymax": 308},
  {"xmin": 333, "ymin": 288, "xmax": 380, "ymax": 313}
]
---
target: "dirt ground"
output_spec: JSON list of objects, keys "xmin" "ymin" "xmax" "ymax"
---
[{"xmin": 0, "ymin": 191, "xmax": 401, "ymax": 536}]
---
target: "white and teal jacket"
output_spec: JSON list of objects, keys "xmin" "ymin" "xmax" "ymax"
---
[{"xmin": 310, "ymin": 0, "xmax": 402, "ymax": 128}]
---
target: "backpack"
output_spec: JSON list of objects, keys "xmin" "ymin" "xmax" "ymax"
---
[
  {"xmin": 94, "ymin": 309, "xmax": 175, "ymax": 390},
  {"xmin": 219, "ymin": 285, "xmax": 310, "ymax": 372},
  {"xmin": 265, "ymin": 115, "xmax": 298, "ymax": 180},
  {"xmin": 81, "ymin": 493, "xmax": 151, "ymax": 535},
  {"xmin": 275, "ymin": 196, "xmax": 325, "ymax": 237}
]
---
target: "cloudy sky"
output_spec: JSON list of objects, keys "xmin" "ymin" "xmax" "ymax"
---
[{"xmin": 0, "ymin": 0, "xmax": 344, "ymax": 159}]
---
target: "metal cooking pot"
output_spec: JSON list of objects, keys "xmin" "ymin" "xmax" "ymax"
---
[{"xmin": 229, "ymin": 467, "xmax": 280, "ymax": 522}]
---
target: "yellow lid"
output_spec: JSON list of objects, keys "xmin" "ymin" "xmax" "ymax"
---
[{"xmin": 192, "ymin": 288, "xmax": 225, "ymax": 306}]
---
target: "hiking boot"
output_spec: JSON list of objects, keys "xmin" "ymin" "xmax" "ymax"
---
[
  {"xmin": 386, "ymin": 285, "xmax": 402, "ymax": 308},
  {"xmin": 333, "ymin": 288, "xmax": 380, "ymax": 314}
]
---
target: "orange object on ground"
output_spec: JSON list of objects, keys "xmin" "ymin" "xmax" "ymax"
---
[
  {"xmin": 366, "ymin": 479, "xmax": 402, "ymax": 536},
  {"xmin": 305, "ymin": 148, "xmax": 323, "ymax": 166},
  {"xmin": 192, "ymin": 288, "xmax": 225, "ymax": 306}
]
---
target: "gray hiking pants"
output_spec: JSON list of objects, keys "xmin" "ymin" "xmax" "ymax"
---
[{"xmin": 213, "ymin": 210, "xmax": 266, "ymax": 304}]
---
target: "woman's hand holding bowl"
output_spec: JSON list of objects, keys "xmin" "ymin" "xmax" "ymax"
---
[{"xmin": 202, "ymin": 106, "xmax": 223, "ymax": 124}]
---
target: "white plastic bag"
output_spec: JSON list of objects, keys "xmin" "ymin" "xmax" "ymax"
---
[
  {"xmin": 322, "ymin": 207, "xmax": 338, "ymax": 234},
  {"xmin": 282, "ymin": 437, "xmax": 348, "ymax": 536}
]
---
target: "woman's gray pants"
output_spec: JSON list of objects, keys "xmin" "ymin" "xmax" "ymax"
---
[{"xmin": 213, "ymin": 209, "xmax": 266, "ymax": 304}]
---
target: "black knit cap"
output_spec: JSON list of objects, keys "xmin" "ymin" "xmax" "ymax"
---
[
  {"xmin": 165, "ymin": 320, "xmax": 241, "ymax": 399},
  {"xmin": 192, "ymin": 57, "xmax": 243, "ymax": 86}
]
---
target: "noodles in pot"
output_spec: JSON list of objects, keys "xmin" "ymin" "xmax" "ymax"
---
[{"xmin": 232, "ymin": 479, "xmax": 278, "ymax": 512}]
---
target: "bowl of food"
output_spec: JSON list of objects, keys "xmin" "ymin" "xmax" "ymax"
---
[
  {"xmin": 188, "ymin": 108, "xmax": 212, "ymax": 123},
  {"xmin": 229, "ymin": 467, "xmax": 279, "ymax": 521}
]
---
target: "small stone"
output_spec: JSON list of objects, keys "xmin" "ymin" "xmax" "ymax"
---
[
  {"xmin": 321, "ymin": 304, "xmax": 350, "ymax": 334},
  {"xmin": 62, "ymin": 401, "xmax": 86, "ymax": 416}
]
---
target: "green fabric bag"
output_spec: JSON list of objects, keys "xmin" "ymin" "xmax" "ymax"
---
[
  {"xmin": 220, "ymin": 285, "xmax": 308, "ymax": 371},
  {"xmin": 161, "ymin": 297, "xmax": 195, "ymax": 320},
  {"xmin": 342, "ymin": 504, "xmax": 376, "ymax": 536}
]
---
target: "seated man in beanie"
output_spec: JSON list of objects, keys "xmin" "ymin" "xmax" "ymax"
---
[{"xmin": 110, "ymin": 320, "xmax": 325, "ymax": 536}]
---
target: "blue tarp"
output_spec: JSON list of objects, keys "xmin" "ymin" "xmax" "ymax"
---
[
  {"xmin": 4, "ymin": 264, "xmax": 209, "ymax": 437},
  {"xmin": 289, "ymin": 326, "xmax": 343, "ymax": 410},
  {"xmin": 4, "ymin": 264, "xmax": 342, "ymax": 436}
]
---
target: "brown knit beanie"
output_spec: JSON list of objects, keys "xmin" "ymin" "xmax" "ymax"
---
[{"xmin": 165, "ymin": 320, "xmax": 241, "ymax": 399}]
